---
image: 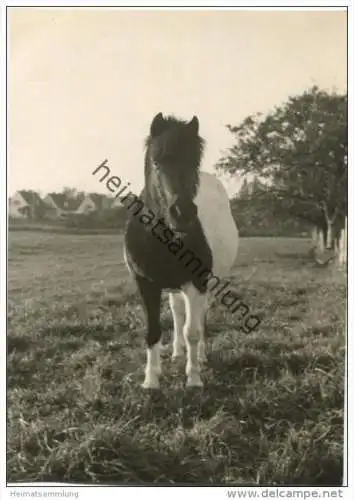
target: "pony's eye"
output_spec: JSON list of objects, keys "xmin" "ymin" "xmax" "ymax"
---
[{"xmin": 154, "ymin": 162, "xmax": 161, "ymax": 171}]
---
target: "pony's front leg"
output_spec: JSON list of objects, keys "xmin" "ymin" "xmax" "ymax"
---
[
  {"xmin": 181, "ymin": 284, "xmax": 208, "ymax": 388},
  {"xmin": 135, "ymin": 276, "xmax": 162, "ymax": 389}
]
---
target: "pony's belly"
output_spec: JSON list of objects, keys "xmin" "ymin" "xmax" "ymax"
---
[
  {"xmin": 195, "ymin": 173, "xmax": 239, "ymax": 279},
  {"xmin": 209, "ymin": 226, "xmax": 238, "ymax": 277}
]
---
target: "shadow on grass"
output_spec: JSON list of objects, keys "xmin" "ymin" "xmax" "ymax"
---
[
  {"xmin": 208, "ymin": 346, "xmax": 338, "ymax": 382},
  {"xmin": 8, "ymin": 335, "xmax": 34, "ymax": 354},
  {"xmin": 39, "ymin": 324, "xmax": 116, "ymax": 342},
  {"xmin": 274, "ymin": 251, "xmax": 311, "ymax": 262}
]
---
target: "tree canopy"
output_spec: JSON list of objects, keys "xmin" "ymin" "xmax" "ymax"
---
[{"xmin": 217, "ymin": 86, "xmax": 347, "ymax": 246}]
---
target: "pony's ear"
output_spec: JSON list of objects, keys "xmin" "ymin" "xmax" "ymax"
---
[
  {"xmin": 150, "ymin": 112, "xmax": 166, "ymax": 137},
  {"xmin": 187, "ymin": 116, "xmax": 199, "ymax": 135}
]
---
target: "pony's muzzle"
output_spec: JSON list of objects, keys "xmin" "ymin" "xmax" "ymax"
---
[{"xmin": 169, "ymin": 199, "xmax": 198, "ymax": 233}]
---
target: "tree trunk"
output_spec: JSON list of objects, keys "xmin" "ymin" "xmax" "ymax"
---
[
  {"xmin": 321, "ymin": 203, "xmax": 338, "ymax": 250},
  {"xmin": 318, "ymin": 228, "xmax": 325, "ymax": 253},
  {"xmin": 311, "ymin": 227, "xmax": 318, "ymax": 247},
  {"xmin": 326, "ymin": 220, "xmax": 333, "ymax": 249},
  {"xmin": 336, "ymin": 216, "xmax": 347, "ymax": 267}
]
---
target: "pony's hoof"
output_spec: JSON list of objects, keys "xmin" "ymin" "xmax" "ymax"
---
[
  {"xmin": 198, "ymin": 353, "xmax": 208, "ymax": 364},
  {"xmin": 155, "ymin": 366, "xmax": 162, "ymax": 376},
  {"xmin": 142, "ymin": 376, "xmax": 160, "ymax": 390},
  {"xmin": 172, "ymin": 352, "xmax": 183, "ymax": 361},
  {"xmin": 160, "ymin": 343, "xmax": 169, "ymax": 353},
  {"xmin": 172, "ymin": 346, "xmax": 184, "ymax": 360},
  {"xmin": 186, "ymin": 374, "xmax": 203, "ymax": 388}
]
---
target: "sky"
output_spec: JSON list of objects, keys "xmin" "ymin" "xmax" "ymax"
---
[{"xmin": 8, "ymin": 8, "xmax": 347, "ymax": 197}]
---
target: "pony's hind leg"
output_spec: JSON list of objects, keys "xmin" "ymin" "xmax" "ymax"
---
[
  {"xmin": 135, "ymin": 275, "xmax": 162, "ymax": 389},
  {"xmin": 169, "ymin": 292, "xmax": 185, "ymax": 359},
  {"xmin": 181, "ymin": 283, "xmax": 208, "ymax": 387},
  {"xmin": 198, "ymin": 311, "xmax": 208, "ymax": 364}
]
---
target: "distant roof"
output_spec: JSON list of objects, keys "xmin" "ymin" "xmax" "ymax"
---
[
  {"xmin": 47, "ymin": 193, "xmax": 81, "ymax": 211},
  {"xmin": 88, "ymin": 193, "xmax": 113, "ymax": 210},
  {"xmin": 111, "ymin": 195, "xmax": 128, "ymax": 207},
  {"xmin": 18, "ymin": 190, "xmax": 46, "ymax": 207}
]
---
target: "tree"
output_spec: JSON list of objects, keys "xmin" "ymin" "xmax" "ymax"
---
[
  {"xmin": 62, "ymin": 187, "xmax": 86, "ymax": 204},
  {"xmin": 217, "ymin": 86, "xmax": 347, "ymax": 251},
  {"xmin": 62, "ymin": 187, "xmax": 78, "ymax": 199}
]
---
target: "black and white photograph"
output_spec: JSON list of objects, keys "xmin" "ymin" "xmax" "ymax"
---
[{"xmin": 2, "ymin": 1, "xmax": 351, "ymax": 495}]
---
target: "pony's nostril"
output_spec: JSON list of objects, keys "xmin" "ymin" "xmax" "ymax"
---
[{"xmin": 170, "ymin": 201, "xmax": 197, "ymax": 228}]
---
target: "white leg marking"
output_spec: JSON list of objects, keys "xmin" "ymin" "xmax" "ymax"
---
[
  {"xmin": 142, "ymin": 341, "xmax": 161, "ymax": 389},
  {"xmin": 169, "ymin": 292, "xmax": 185, "ymax": 359},
  {"xmin": 181, "ymin": 284, "xmax": 208, "ymax": 388},
  {"xmin": 198, "ymin": 339, "xmax": 207, "ymax": 364},
  {"xmin": 197, "ymin": 295, "xmax": 208, "ymax": 364}
]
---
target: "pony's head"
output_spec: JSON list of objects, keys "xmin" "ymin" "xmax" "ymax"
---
[{"xmin": 144, "ymin": 113, "xmax": 204, "ymax": 234}]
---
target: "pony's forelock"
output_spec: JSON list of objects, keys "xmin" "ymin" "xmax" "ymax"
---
[{"xmin": 144, "ymin": 114, "xmax": 204, "ymax": 168}]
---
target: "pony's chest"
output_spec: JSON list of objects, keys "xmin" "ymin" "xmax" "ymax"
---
[{"xmin": 124, "ymin": 217, "xmax": 212, "ymax": 289}]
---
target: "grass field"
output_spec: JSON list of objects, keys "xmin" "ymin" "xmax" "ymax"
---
[{"xmin": 7, "ymin": 232, "xmax": 346, "ymax": 485}]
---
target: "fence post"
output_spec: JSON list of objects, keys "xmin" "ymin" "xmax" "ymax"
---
[
  {"xmin": 337, "ymin": 216, "xmax": 347, "ymax": 268},
  {"xmin": 317, "ymin": 229, "xmax": 325, "ymax": 253}
]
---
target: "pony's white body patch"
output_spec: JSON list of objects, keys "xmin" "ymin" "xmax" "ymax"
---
[{"xmin": 194, "ymin": 172, "xmax": 239, "ymax": 278}]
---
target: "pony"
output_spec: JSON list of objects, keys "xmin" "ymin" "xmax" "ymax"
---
[{"xmin": 123, "ymin": 113, "xmax": 239, "ymax": 389}]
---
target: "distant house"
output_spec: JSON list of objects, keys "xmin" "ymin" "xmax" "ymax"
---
[
  {"xmin": 43, "ymin": 193, "xmax": 81, "ymax": 219},
  {"xmin": 76, "ymin": 193, "xmax": 113, "ymax": 214},
  {"xmin": 9, "ymin": 190, "xmax": 46, "ymax": 219},
  {"xmin": 111, "ymin": 196, "xmax": 128, "ymax": 209}
]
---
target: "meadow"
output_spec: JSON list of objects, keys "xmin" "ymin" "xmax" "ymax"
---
[{"xmin": 7, "ymin": 231, "xmax": 346, "ymax": 485}]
